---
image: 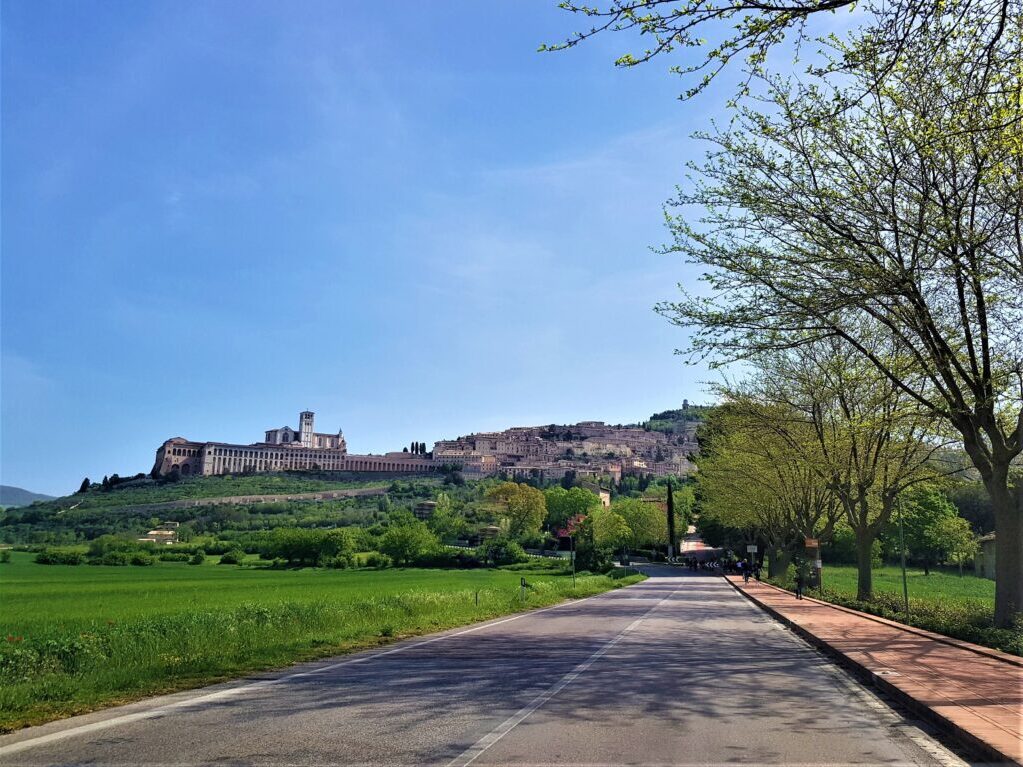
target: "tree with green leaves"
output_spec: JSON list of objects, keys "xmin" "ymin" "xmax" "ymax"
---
[
  {"xmin": 784, "ymin": 341, "xmax": 941, "ymax": 598},
  {"xmin": 614, "ymin": 497, "xmax": 666, "ymax": 548},
  {"xmin": 544, "ymin": 486, "xmax": 601, "ymax": 531},
  {"xmin": 426, "ymin": 492, "xmax": 467, "ymax": 541},
  {"xmin": 485, "ymin": 482, "xmax": 548, "ymax": 540},
  {"xmin": 656, "ymin": 17, "xmax": 1021, "ymax": 621},
  {"xmin": 544, "ymin": 0, "xmax": 1015, "ymax": 103},
  {"xmin": 899, "ymin": 486, "xmax": 977, "ymax": 575},
  {"xmin": 590, "ymin": 507, "xmax": 632, "ymax": 551},
  {"xmin": 378, "ymin": 520, "xmax": 439, "ymax": 566},
  {"xmin": 697, "ymin": 400, "xmax": 844, "ymax": 576}
]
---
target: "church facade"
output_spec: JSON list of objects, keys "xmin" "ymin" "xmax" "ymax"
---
[{"xmin": 152, "ymin": 411, "xmax": 434, "ymax": 478}]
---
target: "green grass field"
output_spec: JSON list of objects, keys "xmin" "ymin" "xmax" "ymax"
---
[
  {"xmin": 773, "ymin": 565, "xmax": 1020, "ymax": 656},
  {"xmin": 820, "ymin": 565, "xmax": 994, "ymax": 603},
  {"xmin": 0, "ymin": 553, "xmax": 642, "ymax": 731}
]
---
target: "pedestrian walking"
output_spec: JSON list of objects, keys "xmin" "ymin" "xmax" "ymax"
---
[
  {"xmin": 742, "ymin": 560, "xmax": 751, "ymax": 584},
  {"xmin": 753, "ymin": 562, "xmax": 762, "ymax": 581},
  {"xmin": 794, "ymin": 571, "xmax": 805, "ymax": 600}
]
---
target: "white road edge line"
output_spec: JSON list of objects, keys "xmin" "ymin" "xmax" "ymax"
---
[
  {"xmin": 0, "ymin": 580, "xmax": 649, "ymax": 758},
  {"xmin": 446, "ymin": 581, "xmax": 682, "ymax": 767}
]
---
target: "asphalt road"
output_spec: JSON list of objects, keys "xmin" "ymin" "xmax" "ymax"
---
[{"xmin": 0, "ymin": 567, "xmax": 967, "ymax": 766}]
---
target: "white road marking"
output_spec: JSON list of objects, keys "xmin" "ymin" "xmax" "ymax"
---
[
  {"xmin": 446, "ymin": 580, "xmax": 683, "ymax": 767},
  {"xmin": 0, "ymin": 583, "xmax": 648, "ymax": 758}
]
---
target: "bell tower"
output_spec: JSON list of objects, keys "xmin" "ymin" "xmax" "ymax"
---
[{"xmin": 299, "ymin": 411, "xmax": 314, "ymax": 448}]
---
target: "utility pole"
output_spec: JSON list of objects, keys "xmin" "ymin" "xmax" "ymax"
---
[
  {"xmin": 666, "ymin": 480, "xmax": 676, "ymax": 560},
  {"xmin": 571, "ymin": 535, "xmax": 576, "ymax": 586},
  {"xmin": 897, "ymin": 496, "xmax": 910, "ymax": 623}
]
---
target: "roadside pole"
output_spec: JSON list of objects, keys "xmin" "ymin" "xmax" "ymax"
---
[
  {"xmin": 897, "ymin": 496, "xmax": 910, "ymax": 623},
  {"xmin": 805, "ymin": 537, "xmax": 821, "ymax": 592},
  {"xmin": 571, "ymin": 535, "xmax": 576, "ymax": 587}
]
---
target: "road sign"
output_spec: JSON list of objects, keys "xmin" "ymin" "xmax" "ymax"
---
[
  {"xmin": 746, "ymin": 544, "xmax": 758, "ymax": 553},
  {"xmin": 805, "ymin": 538, "xmax": 819, "ymax": 547},
  {"xmin": 815, "ymin": 559, "xmax": 823, "ymax": 568}
]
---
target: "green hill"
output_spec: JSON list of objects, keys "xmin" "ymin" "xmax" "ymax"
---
[
  {"xmin": 0, "ymin": 473, "xmax": 435, "ymax": 546},
  {"xmin": 642, "ymin": 405, "xmax": 713, "ymax": 434},
  {"xmin": 0, "ymin": 486, "xmax": 55, "ymax": 509}
]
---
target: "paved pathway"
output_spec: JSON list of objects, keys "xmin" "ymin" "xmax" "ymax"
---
[
  {"xmin": 1, "ymin": 568, "xmax": 967, "ymax": 766},
  {"xmin": 728, "ymin": 575, "xmax": 1023, "ymax": 765}
]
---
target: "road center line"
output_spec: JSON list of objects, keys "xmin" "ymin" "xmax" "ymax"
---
[
  {"xmin": 446, "ymin": 581, "xmax": 682, "ymax": 767},
  {"xmin": 0, "ymin": 583, "xmax": 642, "ymax": 758}
]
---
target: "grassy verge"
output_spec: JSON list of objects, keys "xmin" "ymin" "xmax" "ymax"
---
[
  {"xmin": 766, "ymin": 565, "xmax": 1020, "ymax": 656},
  {"xmin": 0, "ymin": 553, "xmax": 643, "ymax": 731}
]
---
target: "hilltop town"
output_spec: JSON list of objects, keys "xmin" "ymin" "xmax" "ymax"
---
[{"xmin": 152, "ymin": 404, "xmax": 705, "ymax": 483}]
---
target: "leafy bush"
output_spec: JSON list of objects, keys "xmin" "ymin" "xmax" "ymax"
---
[
  {"xmin": 158, "ymin": 552, "xmax": 193, "ymax": 562},
  {"xmin": 91, "ymin": 551, "xmax": 131, "ymax": 566},
  {"xmin": 477, "ymin": 537, "xmax": 528, "ymax": 566},
  {"xmin": 499, "ymin": 558, "xmax": 567, "ymax": 572},
  {"xmin": 189, "ymin": 550, "xmax": 206, "ymax": 565},
  {"xmin": 319, "ymin": 553, "xmax": 355, "ymax": 569},
  {"xmin": 261, "ymin": 528, "xmax": 354, "ymax": 566},
  {"xmin": 130, "ymin": 553, "xmax": 155, "ymax": 566},
  {"xmin": 87, "ymin": 535, "xmax": 150, "ymax": 559},
  {"xmin": 34, "ymin": 549, "xmax": 85, "ymax": 566},
  {"xmin": 219, "ymin": 549, "xmax": 245, "ymax": 565},
  {"xmin": 412, "ymin": 548, "xmax": 481, "ymax": 569},
  {"xmin": 0, "ymin": 551, "xmax": 10, "ymax": 564},
  {"xmin": 365, "ymin": 552, "xmax": 392, "ymax": 569}
]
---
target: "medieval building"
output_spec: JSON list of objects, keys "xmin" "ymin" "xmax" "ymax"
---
[{"xmin": 152, "ymin": 411, "xmax": 434, "ymax": 478}]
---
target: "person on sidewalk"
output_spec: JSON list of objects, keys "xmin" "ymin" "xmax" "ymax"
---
[
  {"xmin": 742, "ymin": 560, "xmax": 751, "ymax": 584},
  {"xmin": 794, "ymin": 570, "xmax": 805, "ymax": 600}
]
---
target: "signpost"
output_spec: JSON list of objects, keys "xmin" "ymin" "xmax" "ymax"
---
[{"xmin": 805, "ymin": 538, "xmax": 822, "ymax": 591}]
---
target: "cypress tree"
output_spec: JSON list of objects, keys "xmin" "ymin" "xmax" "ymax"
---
[{"xmin": 666, "ymin": 480, "xmax": 677, "ymax": 557}]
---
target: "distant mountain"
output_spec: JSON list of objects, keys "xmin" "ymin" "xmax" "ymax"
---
[{"xmin": 0, "ymin": 485, "xmax": 56, "ymax": 508}]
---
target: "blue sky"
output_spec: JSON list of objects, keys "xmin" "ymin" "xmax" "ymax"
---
[{"xmin": 2, "ymin": 0, "xmax": 732, "ymax": 496}]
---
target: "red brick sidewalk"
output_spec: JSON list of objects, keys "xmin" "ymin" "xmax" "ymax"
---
[{"xmin": 726, "ymin": 576, "xmax": 1023, "ymax": 765}]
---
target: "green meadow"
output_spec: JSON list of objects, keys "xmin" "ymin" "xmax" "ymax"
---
[
  {"xmin": 820, "ymin": 564, "xmax": 994, "ymax": 604},
  {"xmin": 0, "ymin": 552, "xmax": 642, "ymax": 731}
]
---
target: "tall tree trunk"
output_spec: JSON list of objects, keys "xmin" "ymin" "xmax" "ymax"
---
[
  {"xmin": 987, "ymin": 472, "xmax": 1023, "ymax": 628},
  {"xmin": 856, "ymin": 533, "xmax": 874, "ymax": 601}
]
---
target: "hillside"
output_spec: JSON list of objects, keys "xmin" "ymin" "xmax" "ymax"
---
[
  {"xmin": 0, "ymin": 486, "xmax": 55, "ymax": 508},
  {"xmin": 0, "ymin": 473, "xmax": 424, "ymax": 546},
  {"xmin": 641, "ymin": 405, "xmax": 712, "ymax": 434}
]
